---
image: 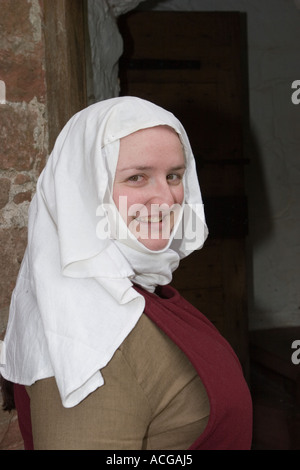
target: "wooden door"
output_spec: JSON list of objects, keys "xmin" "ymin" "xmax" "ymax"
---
[{"xmin": 118, "ymin": 11, "xmax": 249, "ymax": 372}]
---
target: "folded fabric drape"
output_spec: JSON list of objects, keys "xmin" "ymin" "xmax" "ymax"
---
[{"xmin": 1, "ymin": 97, "xmax": 208, "ymax": 408}]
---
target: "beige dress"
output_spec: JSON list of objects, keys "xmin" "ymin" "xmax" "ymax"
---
[{"xmin": 27, "ymin": 314, "xmax": 210, "ymax": 450}]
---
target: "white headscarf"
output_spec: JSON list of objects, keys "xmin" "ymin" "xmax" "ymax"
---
[{"xmin": 0, "ymin": 97, "xmax": 208, "ymax": 407}]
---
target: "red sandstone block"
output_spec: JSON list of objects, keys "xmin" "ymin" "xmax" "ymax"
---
[
  {"xmin": 0, "ymin": 0, "xmax": 38, "ymax": 52},
  {"xmin": 14, "ymin": 173, "xmax": 32, "ymax": 185},
  {"xmin": 0, "ymin": 49, "xmax": 46, "ymax": 103},
  {"xmin": 0, "ymin": 0, "xmax": 46, "ymax": 102},
  {"xmin": 0, "ymin": 227, "xmax": 27, "ymax": 310},
  {"xmin": 0, "ymin": 178, "xmax": 11, "ymax": 209},
  {"xmin": 0, "ymin": 105, "xmax": 37, "ymax": 170},
  {"xmin": 13, "ymin": 190, "xmax": 32, "ymax": 205}
]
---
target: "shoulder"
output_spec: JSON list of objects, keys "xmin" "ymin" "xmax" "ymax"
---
[
  {"xmin": 119, "ymin": 313, "xmax": 187, "ymax": 379},
  {"xmin": 119, "ymin": 314, "xmax": 200, "ymax": 414}
]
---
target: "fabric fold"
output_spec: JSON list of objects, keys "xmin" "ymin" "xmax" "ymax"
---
[{"xmin": 1, "ymin": 97, "xmax": 208, "ymax": 407}]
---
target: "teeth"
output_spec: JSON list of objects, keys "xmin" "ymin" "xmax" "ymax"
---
[{"xmin": 136, "ymin": 216, "xmax": 162, "ymax": 223}]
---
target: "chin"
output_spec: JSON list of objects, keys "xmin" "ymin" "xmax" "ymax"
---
[
  {"xmin": 138, "ymin": 237, "xmax": 171, "ymax": 252},
  {"xmin": 128, "ymin": 219, "xmax": 173, "ymax": 251}
]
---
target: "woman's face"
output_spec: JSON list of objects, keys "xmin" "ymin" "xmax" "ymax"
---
[{"xmin": 113, "ymin": 125, "xmax": 185, "ymax": 251}]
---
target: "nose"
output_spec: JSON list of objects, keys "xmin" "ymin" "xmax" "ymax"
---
[{"xmin": 149, "ymin": 178, "xmax": 177, "ymax": 207}]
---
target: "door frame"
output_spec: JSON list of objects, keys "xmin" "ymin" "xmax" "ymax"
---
[{"xmin": 43, "ymin": 0, "xmax": 87, "ymax": 150}]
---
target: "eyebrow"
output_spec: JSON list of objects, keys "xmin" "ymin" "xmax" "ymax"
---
[{"xmin": 119, "ymin": 165, "xmax": 186, "ymax": 172}]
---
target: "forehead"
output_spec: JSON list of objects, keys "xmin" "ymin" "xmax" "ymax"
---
[{"xmin": 118, "ymin": 125, "xmax": 185, "ymax": 163}]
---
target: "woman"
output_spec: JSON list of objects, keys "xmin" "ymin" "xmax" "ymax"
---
[{"xmin": 0, "ymin": 97, "xmax": 252, "ymax": 450}]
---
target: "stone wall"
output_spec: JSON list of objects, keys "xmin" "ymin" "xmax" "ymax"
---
[
  {"xmin": 0, "ymin": 0, "xmax": 48, "ymax": 450},
  {"xmin": 0, "ymin": 0, "xmax": 48, "ymax": 334}
]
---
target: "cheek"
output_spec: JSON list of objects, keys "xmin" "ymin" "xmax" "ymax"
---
[
  {"xmin": 175, "ymin": 184, "xmax": 184, "ymax": 205},
  {"xmin": 112, "ymin": 186, "xmax": 141, "ymax": 223},
  {"xmin": 113, "ymin": 185, "xmax": 133, "ymax": 206}
]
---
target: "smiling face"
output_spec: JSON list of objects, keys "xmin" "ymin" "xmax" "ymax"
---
[{"xmin": 112, "ymin": 125, "xmax": 186, "ymax": 251}]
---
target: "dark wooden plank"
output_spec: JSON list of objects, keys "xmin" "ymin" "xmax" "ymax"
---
[
  {"xmin": 119, "ymin": 11, "xmax": 244, "ymax": 171},
  {"xmin": 43, "ymin": 0, "xmax": 87, "ymax": 150}
]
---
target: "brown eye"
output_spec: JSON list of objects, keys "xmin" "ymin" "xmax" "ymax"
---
[
  {"xmin": 127, "ymin": 175, "xmax": 144, "ymax": 183},
  {"xmin": 167, "ymin": 174, "xmax": 182, "ymax": 184}
]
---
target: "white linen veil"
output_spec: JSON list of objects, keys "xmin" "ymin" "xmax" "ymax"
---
[{"xmin": 0, "ymin": 97, "xmax": 208, "ymax": 407}]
